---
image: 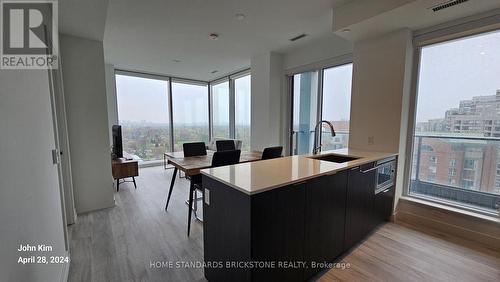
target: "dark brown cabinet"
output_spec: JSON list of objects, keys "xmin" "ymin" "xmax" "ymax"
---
[
  {"xmin": 374, "ymin": 186, "xmax": 395, "ymax": 224},
  {"xmin": 251, "ymin": 182, "xmax": 306, "ymax": 282},
  {"xmin": 344, "ymin": 163, "xmax": 377, "ymax": 251},
  {"xmin": 203, "ymin": 176, "xmax": 306, "ymax": 282},
  {"xmin": 203, "ymin": 159, "xmax": 396, "ymax": 282},
  {"xmin": 304, "ymin": 171, "xmax": 347, "ymax": 279}
]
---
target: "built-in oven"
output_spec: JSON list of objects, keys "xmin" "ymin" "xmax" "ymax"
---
[{"xmin": 374, "ymin": 157, "xmax": 396, "ymax": 194}]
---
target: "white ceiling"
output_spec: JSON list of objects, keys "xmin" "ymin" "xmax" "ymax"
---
[
  {"xmin": 58, "ymin": 0, "xmax": 500, "ymax": 81},
  {"xmin": 103, "ymin": 0, "xmax": 351, "ymax": 81},
  {"xmin": 333, "ymin": 0, "xmax": 500, "ymax": 42},
  {"xmin": 59, "ymin": 0, "xmax": 109, "ymax": 41}
]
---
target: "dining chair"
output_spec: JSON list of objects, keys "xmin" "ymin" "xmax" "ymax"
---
[
  {"xmin": 215, "ymin": 140, "xmax": 236, "ymax": 151},
  {"xmin": 261, "ymin": 146, "xmax": 283, "ymax": 160},
  {"xmin": 211, "ymin": 149, "xmax": 241, "ymax": 166},
  {"xmin": 187, "ymin": 150, "xmax": 241, "ymax": 236},
  {"xmin": 165, "ymin": 142, "xmax": 206, "ymax": 211},
  {"xmin": 183, "ymin": 142, "xmax": 207, "ymax": 157},
  {"xmin": 178, "ymin": 142, "xmax": 207, "ymax": 179}
]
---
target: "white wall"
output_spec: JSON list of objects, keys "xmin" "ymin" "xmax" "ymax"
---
[
  {"xmin": 349, "ymin": 29, "xmax": 413, "ymax": 153},
  {"xmin": 250, "ymin": 52, "xmax": 284, "ymax": 151},
  {"xmin": 283, "ymin": 34, "xmax": 353, "ymax": 72},
  {"xmin": 347, "ymin": 29, "xmax": 414, "ymax": 210},
  {"xmin": 105, "ymin": 63, "xmax": 118, "ymax": 143},
  {"xmin": 0, "ymin": 69, "xmax": 68, "ymax": 281},
  {"xmin": 60, "ymin": 34, "xmax": 115, "ymax": 214}
]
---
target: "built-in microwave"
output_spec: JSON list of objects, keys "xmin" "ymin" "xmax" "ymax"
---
[{"xmin": 374, "ymin": 157, "xmax": 396, "ymax": 194}]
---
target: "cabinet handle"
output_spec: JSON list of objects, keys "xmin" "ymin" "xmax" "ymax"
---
[{"xmin": 359, "ymin": 165, "xmax": 380, "ymax": 173}]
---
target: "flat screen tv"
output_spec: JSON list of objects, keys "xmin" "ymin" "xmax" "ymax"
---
[{"xmin": 112, "ymin": 125, "xmax": 123, "ymax": 158}]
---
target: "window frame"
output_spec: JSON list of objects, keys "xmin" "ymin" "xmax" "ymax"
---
[
  {"xmin": 114, "ymin": 70, "xmax": 172, "ymax": 162},
  {"xmin": 287, "ymin": 58, "xmax": 353, "ymax": 156},
  {"xmin": 208, "ymin": 69, "xmax": 251, "ymax": 141},
  {"xmin": 114, "ymin": 69, "xmax": 210, "ymax": 156},
  {"xmin": 209, "ymin": 78, "xmax": 231, "ymax": 139},
  {"xmin": 403, "ymin": 23, "xmax": 500, "ymax": 217},
  {"xmin": 233, "ymin": 74, "xmax": 252, "ymax": 150},
  {"xmin": 115, "ymin": 69, "xmax": 251, "ymax": 156},
  {"xmin": 170, "ymin": 79, "xmax": 210, "ymax": 151}
]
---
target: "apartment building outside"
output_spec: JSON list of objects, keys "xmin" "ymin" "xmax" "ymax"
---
[{"xmin": 412, "ymin": 90, "xmax": 500, "ymax": 211}]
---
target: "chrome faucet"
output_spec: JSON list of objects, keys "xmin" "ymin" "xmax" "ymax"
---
[{"xmin": 313, "ymin": 120, "xmax": 336, "ymax": 154}]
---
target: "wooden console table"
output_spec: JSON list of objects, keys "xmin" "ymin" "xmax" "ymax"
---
[{"xmin": 112, "ymin": 157, "xmax": 138, "ymax": 191}]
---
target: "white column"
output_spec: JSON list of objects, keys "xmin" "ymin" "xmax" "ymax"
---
[{"xmin": 250, "ymin": 52, "xmax": 284, "ymax": 151}]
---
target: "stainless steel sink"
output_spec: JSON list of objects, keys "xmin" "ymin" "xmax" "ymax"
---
[{"xmin": 308, "ymin": 154, "xmax": 360, "ymax": 163}]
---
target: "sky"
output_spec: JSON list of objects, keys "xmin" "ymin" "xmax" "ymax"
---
[
  {"xmin": 116, "ymin": 75, "xmax": 170, "ymax": 124},
  {"xmin": 416, "ymin": 29, "xmax": 500, "ymax": 122},
  {"xmin": 116, "ymin": 74, "xmax": 251, "ymax": 125},
  {"xmin": 322, "ymin": 64, "xmax": 352, "ymax": 122}
]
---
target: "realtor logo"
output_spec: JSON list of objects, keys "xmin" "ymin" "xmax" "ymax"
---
[{"xmin": 1, "ymin": 0, "xmax": 58, "ymax": 69}]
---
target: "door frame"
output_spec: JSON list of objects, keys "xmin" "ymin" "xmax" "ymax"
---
[{"xmin": 287, "ymin": 57, "xmax": 353, "ymax": 156}]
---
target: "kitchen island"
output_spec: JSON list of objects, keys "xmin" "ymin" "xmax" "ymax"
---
[{"xmin": 200, "ymin": 148, "xmax": 397, "ymax": 282}]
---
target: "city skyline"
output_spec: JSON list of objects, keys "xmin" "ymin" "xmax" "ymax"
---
[
  {"xmin": 416, "ymin": 88, "xmax": 500, "ymax": 131},
  {"xmin": 416, "ymin": 29, "xmax": 500, "ymax": 122}
]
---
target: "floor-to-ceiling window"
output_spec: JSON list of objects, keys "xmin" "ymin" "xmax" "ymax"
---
[
  {"xmin": 234, "ymin": 74, "xmax": 251, "ymax": 151},
  {"xmin": 290, "ymin": 63, "xmax": 353, "ymax": 155},
  {"xmin": 209, "ymin": 71, "xmax": 252, "ymax": 150},
  {"xmin": 116, "ymin": 70, "xmax": 250, "ymax": 161},
  {"xmin": 115, "ymin": 74, "xmax": 170, "ymax": 161},
  {"xmin": 211, "ymin": 81, "xmax": 230, "ymax": 138},
  {"xmin": 172, "ymin": 81, "xmax": 209, "ymax": 151},
  {"xmin": 407, "ymin": 29, "xmax": 500, "ymax": 215}
]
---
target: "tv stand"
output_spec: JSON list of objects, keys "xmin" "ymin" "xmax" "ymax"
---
[{"xmin": 112, "ymin": 154, "xmax": 139, "ymax": 191}]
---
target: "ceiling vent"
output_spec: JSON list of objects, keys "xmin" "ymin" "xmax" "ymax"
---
[
  {"xmin": 430, "ymin": 0, "xmax": 469, "ymax": 12},
  {"xmin": 289, "ymin": 33, "xmax": 307, "ymax": 42}
]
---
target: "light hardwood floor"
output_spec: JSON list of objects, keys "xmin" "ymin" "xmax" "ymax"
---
[
  {"xmin": 68, "ymin": 166, "xmax": 205, "ymax": 282},
  {"xmin": 68, "ymin": 166, "xmax": 500, "ymax": 282}
]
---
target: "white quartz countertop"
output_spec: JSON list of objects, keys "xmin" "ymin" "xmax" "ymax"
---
[{"xmin": 200, "ymin": 148, "xmax": 397, "ymax": 195}]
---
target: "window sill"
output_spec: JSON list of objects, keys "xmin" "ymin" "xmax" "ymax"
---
[
  {"xmin": 398, "ymin": 195, "xmax": 500, "ymax": 224},
  {"xmin": 138, "ymin": 160, "xmax": 164, "ymax": 168}
]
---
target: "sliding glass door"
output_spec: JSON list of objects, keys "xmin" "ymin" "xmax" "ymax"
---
[
  {"xmin": 321, "ymin": 64, "xmax": 352, "ymax": 150},
  {"xmin": 290, "ymin": 63, "xmax": 353, "ymax": 155},
  {"xmin": 291, "ymin": 71, "xmax": 319, "ymax": 155},
  {"xmin": 115, "ymin": 74, "xmax": 170, "ymax": 161}
]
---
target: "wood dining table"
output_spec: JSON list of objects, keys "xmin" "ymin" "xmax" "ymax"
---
[
  {"xmin": 163, "ymin": 150, "xmax": 262, "ymax": 211},
  {"xmin": 164, "ymin": 150, "xmax": 262, "ymax": 236}
]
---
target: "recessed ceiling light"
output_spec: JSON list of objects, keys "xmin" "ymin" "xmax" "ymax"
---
[
  {"xmin": 209, "ymin": 33, "xmax": 219, "ymax": 40},
  {"xmin": 235, "ymin": 13, "xmax": 246, "ymax": 20},
  {"xmin": 341, "ymin": 28, "xmax": 351, "ymax": 33}
]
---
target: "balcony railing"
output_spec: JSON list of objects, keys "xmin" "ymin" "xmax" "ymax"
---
[{"xmin": 411, "ymin": 134, "xmax": 500, "ymax": 214}]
